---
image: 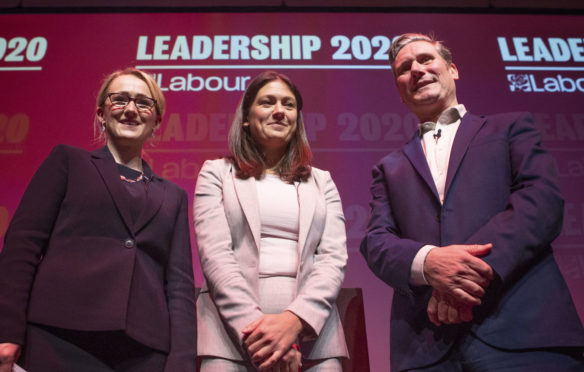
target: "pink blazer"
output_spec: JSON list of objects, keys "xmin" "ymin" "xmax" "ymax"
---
[{"xmin": 194, "ymin": 158, "xmax": 348, "ymax": 360}]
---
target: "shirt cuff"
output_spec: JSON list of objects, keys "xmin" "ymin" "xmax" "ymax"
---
[{"xmin": 410, "ymin": 244, "xmax": 436, "ymax": 286}]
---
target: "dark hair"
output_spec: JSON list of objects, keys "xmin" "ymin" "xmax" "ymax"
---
[
  {"xmin": 389, "ymin": 33, "xmax": 453, "ymax": 75},
  {"xmin": 228, "ymin": 71, "xmax": 312, "ymax": 183}
]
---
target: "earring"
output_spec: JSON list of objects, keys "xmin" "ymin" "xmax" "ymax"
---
[
  {"xmin": 101, "ymin": 123, "xmax": 106, "ymax": 132},
  {"xmin": 152, "ymin": 131, "xmax": 156, "ymax": 139}
]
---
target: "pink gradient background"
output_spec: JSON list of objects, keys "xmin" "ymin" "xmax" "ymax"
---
[{"xmin": 1, "ymin": 13, "xmax": 583, "ymax": 371}]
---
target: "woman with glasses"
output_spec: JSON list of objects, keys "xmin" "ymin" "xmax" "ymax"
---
[
  {"xmin": 194, "ymin": 71, "xmax": 348, "ymax": 371},
  {"xmin": 0, "ymin": 68, "xmax": 196, "ymax": 372}
]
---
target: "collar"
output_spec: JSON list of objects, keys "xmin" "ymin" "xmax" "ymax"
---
[
  {"xmin": 101, "ymin": 145, "xmax": 156, "ymax": 181},
  {"xmin": 418, "ymin": 104, "xmax": 467, "ymax": 137}
]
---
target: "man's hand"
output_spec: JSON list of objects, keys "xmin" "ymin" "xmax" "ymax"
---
[
  {"xmin": 0, "ymin": 343, "xmax": 21, "ymax": 372},
  {"xmin": 242, "ymin": 311, "xmax": 303, "ymax": 370},
  {"xmin": 424, "ymin": 243, "xmax": 494, "ymax": 306},
  {"xmin": 427, "ymin": 289, "xmax": 474, "ymax": 326}
]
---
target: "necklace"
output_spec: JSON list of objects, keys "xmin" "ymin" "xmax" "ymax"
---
[{"xmin": 119, "ymin": 173, "xmax": 144, "ymax": 183}]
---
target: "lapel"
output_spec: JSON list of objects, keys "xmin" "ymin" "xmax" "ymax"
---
[
  {"xmin": 444, "ymin": 113, "xmax": 486, "ymax": 195},
  {"xmin": 297, "ymin": 176, "xmax": 316, "ymax": 260},
  {"xmin": 231, "ymin": 170, "xmax": 317, "ymax": 258},
  {"xmin": 403, "ymin": 133, "xmax": 440, "ymax": 201},
  {"xmin": 233, "ymin": 173, "xmax": 262, "ymax": 252},
  {"xmin": 133, "ymin": 173, "xmax": 166, "ymax": 234},
  {"xmin": 90, "ymin": 147, "xmax": 134, "ymax": 234}
]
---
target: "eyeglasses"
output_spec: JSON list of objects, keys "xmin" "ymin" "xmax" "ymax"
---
[{"xmin": 107, "ymin": 92, "xmax": 157, "ymax": 111}]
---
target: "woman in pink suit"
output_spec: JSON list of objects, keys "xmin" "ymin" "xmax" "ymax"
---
[{"xmin": 194, "ymin": 71, "xmax": 348, "ymax": 371}]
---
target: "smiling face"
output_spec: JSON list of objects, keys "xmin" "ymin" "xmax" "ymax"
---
[
  {"xmin": 243, "ymin": 79, "xmax": 298, "ymax": 158},
  {"xmin": 96, "ymin": 74, "xmax": 160, "ymax": 149},
  {"xmin": 393, "ymin": 40, "xmax": 459, "ymax": 122}
]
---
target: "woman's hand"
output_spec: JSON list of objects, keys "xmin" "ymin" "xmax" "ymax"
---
[
  {"xmin": 242, "ymin": 311, "xmax": 303, "ymax": 370},
  {"xmin": 0, "ymin": 343, "xmax": 21, "ymax": 372},
  {"xmin": 263, "ymin": 346, "xmax": 301, "ymax": 372}
]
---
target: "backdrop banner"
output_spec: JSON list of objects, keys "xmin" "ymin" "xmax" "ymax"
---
[{"xmin": 1, "ymin": 12, "xmax": 583, "ymax": 371}]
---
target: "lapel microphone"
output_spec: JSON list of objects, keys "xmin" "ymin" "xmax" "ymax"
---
[{"xmin": 433, "ymin": 129, "xmax": 442, "ymax": 140}]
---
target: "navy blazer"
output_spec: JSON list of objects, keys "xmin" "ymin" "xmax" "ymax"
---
[
  {"xmin": 361, "ymin": 112, "xmax": 584, "ymax": 371},
  {"xmin": 0, "ymin": 145, "xmax": 196, "ymax": 372}
]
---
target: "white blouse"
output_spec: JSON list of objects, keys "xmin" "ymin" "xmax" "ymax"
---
[{"xmin": 255, "ymin": 174, "xmax": 300, "ymax": 278}]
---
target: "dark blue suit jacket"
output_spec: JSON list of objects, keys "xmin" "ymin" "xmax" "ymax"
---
[
  {"xmin": 361, "ymin": 112, "xmax": 584, "ymax": 371},
  {"xmin": 0, "ymin": 145, "xmax": 196, "ymax": 372}
]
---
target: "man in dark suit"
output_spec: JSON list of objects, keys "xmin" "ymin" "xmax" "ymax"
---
[{"xmin": 360, "ymin": 33, "xmax": 584, "ymax": 371}]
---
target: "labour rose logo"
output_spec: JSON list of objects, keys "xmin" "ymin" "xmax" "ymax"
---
[{"xmin": 508, "ymin": 74, "xmax": 531, "ymax": 92}]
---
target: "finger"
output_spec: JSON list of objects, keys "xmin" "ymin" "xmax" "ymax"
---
[
  {"xmin": 250, "ymin": 343, "xmax": 276, "ymax": 365},
  {"xmin": 281, "ymin": 358, "xmax": 291, "ymax": 372},
  {"xmin": 243, "ymin": 331, "xmax": 256, "ymax": 348},
  {"xmin": 258, "ymin": 350, "xmax": 284, "ymax": 370},
  {"xmin": 248, "ymin": 337, "xmax": 276, "ymax": 361},
  {"xmin": 455, "ymin": 277, "xmax": 487, "ymax": 298},
  {"xmin": 259, "ymin": 363, "xmax": 276, "ymax": 372},
  {"xmin": 296, "ymin": 352, "xmax": 302, "ymax": 371},
  {"xmin": 464, "ymin": 273, "xmax": 492, "ymax": 289},
  {"xmin": 437, "ymin": 300, "xmax": 450, "ymax": 324},
  {"xmin": 449, "ymin": 243, "xmax": 493, "ymax": 280},
  {"xmin": 291, "ymin": 355, "xmax": 300, "ymax": 372},
  {"xmin": 466, "ymin": 260, "xmax": 495, "ymax": 282},
  {"xmin": 454, "ymin": 262, "xmax": 493, "ymax": 288},
  {"xmin": 242, "ymin": 317, "xmax": 262, "ymax": 335},
  {"xmin": 452, "ymin": 287, "xmax": 482, "ymax": 306},
  {"xmin": 281, "ymin": 349, "xmax": 296, "ymax": 372},
  {"xmin": 244, "ymin": 338, "xmax": 256, "ymax": 353},
  {"xmin": 427, "ymin": 295, "xmax": 440, "ymax": 326},
  {"xmin": 464, "ymin": 243, "xmax": 492, "ymax": 256},
  {"xmin": 447, "ymin": 304, "xmax": 459, "ymax": 324},
  {"xmin": 243, "ymin": 327, "xmax": 267, "ymax": 351},
  {"xmin": 464, "ymin": 247, "xmax": 495, "ymax": 281}
]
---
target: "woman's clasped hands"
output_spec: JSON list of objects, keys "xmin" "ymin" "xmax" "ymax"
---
[{"xmin": 242, "ymin": 311, "xmax": 303, "ymax": 372}]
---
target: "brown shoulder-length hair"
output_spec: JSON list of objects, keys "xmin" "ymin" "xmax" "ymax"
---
[
  {"xmin": 93, "ymin": 67, "xmax": 166, "ymax": 144},
  {"xmin": 228, "ymin": 71, "xmax": 312, "ymax": 183}
]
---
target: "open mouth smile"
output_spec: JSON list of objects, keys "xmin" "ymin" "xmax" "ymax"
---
[
  {"xmin": 121, "ymin": 120, "xmax": 140, "ymax": 126},
  {"xmin": 413, "ymin": 80, "xmax": 434, "ymax": 92}
]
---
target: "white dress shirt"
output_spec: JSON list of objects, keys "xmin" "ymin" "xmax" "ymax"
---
[{"xmin": 410, "ymin": 104, "xmax": 467, "ymax": 286}]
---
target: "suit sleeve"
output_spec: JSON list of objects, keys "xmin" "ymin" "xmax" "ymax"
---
[
  {"xmin": 360, "ymin": 161, "xmax": 425, "ymax": 298},
  {"xmin": 164, "ymin": 188, "xmax": 197, "ymax": 372},
  {"xmin": 466, "ymin": 113, "xmax": 564, "ymax": 288},
  {"xmin": 286, "ymin": 170, "xmax": 348, "ymax": 336},
  {"xmin": 193, "ymin": 160, "xmax": 263, "ymax": 346},
  {"xmin": 0, "ymin": 145, "xmax": 69, "ymax": 344}
]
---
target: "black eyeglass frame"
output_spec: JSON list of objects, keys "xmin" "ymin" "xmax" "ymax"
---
[{"xmin": 106, "ymin": 92, "xmax": 157, "ymax": 111}]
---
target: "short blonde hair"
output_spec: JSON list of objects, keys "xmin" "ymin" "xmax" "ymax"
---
[{"xmin": 94, "ymin": 67, "xmax": 165, "ymax": 142}]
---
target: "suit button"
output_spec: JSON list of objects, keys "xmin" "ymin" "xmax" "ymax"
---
[{"xmin": 124, "ymin": 239, "xmax": 135, "ymax": 248}]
